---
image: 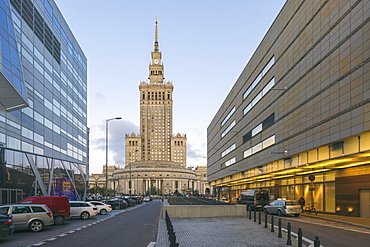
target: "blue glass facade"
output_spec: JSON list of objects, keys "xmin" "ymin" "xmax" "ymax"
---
[{"xmin": 0, "ymin": 0, "xmax": 88, "ymax": 203}]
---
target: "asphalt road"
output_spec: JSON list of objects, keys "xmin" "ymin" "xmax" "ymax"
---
[{"xmin": 0, "ymin": 200, "xmax": 161, "ymax": 247}]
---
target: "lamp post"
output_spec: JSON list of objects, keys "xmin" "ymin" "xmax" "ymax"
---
[{"xmin": 105, "ymin": 117, "xmax": 122, "ymax": 198}]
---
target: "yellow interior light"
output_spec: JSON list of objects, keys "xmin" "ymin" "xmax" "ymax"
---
[{"xmin": 336, "ymin": 161, "xmax": 368, "ymax": 169}]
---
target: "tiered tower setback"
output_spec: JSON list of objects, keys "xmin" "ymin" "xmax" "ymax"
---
[{"xmin": 126, "ymin": 19, "xmax": 186, "ymax": 168}]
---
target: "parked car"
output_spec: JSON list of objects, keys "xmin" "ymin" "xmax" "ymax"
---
[
  {"xmin": 263, "ymin": 199, "xmax": 302, "ymax": 217},
  {"xmin": 130, "ymin": 196, "xmax": 143, "ymax": 204},
  {"xmin": 237, "ymin": 190, "xmax": 270, "ymax": 210},
  {"xmin": 0, "ymin": 214, "xmax": 14, "ymax": 238},
  {"xmin": 0, "ymin": 204, "xmax": 54, "ymax": 232},
  {"xmin": 122, "ymin": 196, "xmax": 136, "ymax": 207},
  {"xmin": 105, "ymin": 199, "xmax": 127, "ymax": 210},
  {"xmin": 19, "ymin": 196, "xmax": 70, "ymax": 225},
  {"xmin": 89, "ymin": 201, "xmax": 112, "ymax": 215},
  {"xmin": 143, "ymin": 196, "xmax": 152, "ymax": 202},
  {"xmin": 69, "ymin": 201, "xmax": 98, "ymax": 219}
]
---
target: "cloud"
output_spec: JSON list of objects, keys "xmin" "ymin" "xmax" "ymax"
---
[
  {"xmin": 187, "ymin": 144, "xmax": 205, "ymax": 159},
  {"xmin": 89, "ymin": 120, "xmax": 139, "ymax": 169},
  {"xmin": 94, "ymin": 92, "xmax": 106, "ymax": 102}
]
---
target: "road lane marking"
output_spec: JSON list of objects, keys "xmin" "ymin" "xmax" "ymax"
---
[{"xmin": 27, "ymin": 203, "xmax": 146, "ymax": 247}]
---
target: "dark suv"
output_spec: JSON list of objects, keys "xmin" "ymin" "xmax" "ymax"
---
[{"xmin": 105, "ymin": 199, "xmax": 127, "ymax": 210}]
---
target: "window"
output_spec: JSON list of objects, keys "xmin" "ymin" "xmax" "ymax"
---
[
  {"xmin": 221, "ymin": 120, "xmax": 236, "ymax": 138},
  {"xmin": 243, "ymin": 56, "xmax": 275, "ymax": 99},
  {"xmin": 221, "ymin": 143, "xmax": 236, "ymax": 157},
  {"xmin": 243, "ymin": 135, "xmax": 275, "ymax": 158},
  {"xmin": 12, "ymin": 206, "xmax": 31, "ymax": 214},
  {"xmin": 244, "ymin": 78, "xmax": 275, "ymax": 115},
  {"xmin": 31, "ymin": 206, "xmax": 46, "ymax": 212},
  {"xmin": 252, "ymin": 124, "xmax": 262, "ymax": 137},
  {"xmin": 221, "ymin": 107, "xmax": 235, "ymax": 126}
]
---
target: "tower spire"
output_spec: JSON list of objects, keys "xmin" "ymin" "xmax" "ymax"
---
[{"xmin": 154, "ymin": 17, "xmax": 159, "ymax": 52}]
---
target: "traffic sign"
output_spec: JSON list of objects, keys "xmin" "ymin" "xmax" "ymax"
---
[{"xmin": 308, "ymin": 174, "xmax": 315, "ymax": 181}]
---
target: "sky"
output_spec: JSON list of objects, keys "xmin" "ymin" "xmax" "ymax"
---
[{"xmin": 54, "ymin": 0, "xmax": 287, "ymax": 175}]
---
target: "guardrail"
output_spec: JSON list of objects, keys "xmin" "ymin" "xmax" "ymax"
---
[{"xmin": 247, "ymin": 208, "xmax": 322, "ymax": 247}]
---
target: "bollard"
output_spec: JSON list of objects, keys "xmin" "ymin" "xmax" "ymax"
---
[
  {"xmin": 314, "ymin": 236, "xmax": 320, "ymax": 247},
  {"xmin": 271, "ymin": 215, "xmax": 274, "ymax": 232},
  {"xmin": 287, "ymin": 223, "xmax": 292, "ymax": 245},
  {"xmin": 258, "ymin": 211, "xmax": 261, "ymax": 224},
  {"xmin": 298, "ymin": 228, "xmax": 303, "ymax": 247},
  {"xmin": 264, "ymin": 212, "xmax": 268, "ymax": 228},
  {"xmin": 254, "ymin": 207, "xmax": 257, "ymax": 222},
  {"xmin": 249, "ymin": 208, "xmax": 252, "ymax": 219},
  {"xmin": 169, "ymin": 232, "xmax": 176, "ymax": 247},
  {"xmin": 278, "ymin": 218, "xmax": 282, "ymax": 238}
]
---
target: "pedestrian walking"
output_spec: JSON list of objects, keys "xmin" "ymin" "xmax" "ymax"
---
[{"xmin": 298, "ymin": 195, "xmax": 305, "ymax": 211}]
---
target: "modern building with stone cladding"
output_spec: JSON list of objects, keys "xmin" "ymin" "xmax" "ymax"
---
[{"xmin": 207, "ymin": 0, "xmax": 370, "ymax": 218}]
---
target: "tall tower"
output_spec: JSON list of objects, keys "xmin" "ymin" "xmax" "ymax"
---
[{"xmin": 126, "ymin": 19, "xmax": 187, "ymax": 167}]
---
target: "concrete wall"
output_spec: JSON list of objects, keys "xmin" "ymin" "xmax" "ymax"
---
[{"xmin": 163, "ymin": 204, "xmax": 247, "ymax": 218}]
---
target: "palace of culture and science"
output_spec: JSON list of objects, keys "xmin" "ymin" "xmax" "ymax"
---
[{"xmin": 90, "ymin": 20, "xmax": 209, "ymax": 196}]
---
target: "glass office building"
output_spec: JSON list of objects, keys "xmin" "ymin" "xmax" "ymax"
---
[{"xmin": 0, "ymin": 0, "xmax": 88, "ymax": 203}]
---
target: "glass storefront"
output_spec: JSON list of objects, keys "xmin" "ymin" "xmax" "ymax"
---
[{"xmin": 0, "ymin": 147, "xmax": 87, "ymax": 204}]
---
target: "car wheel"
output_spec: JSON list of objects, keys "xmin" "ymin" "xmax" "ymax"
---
[
  {"xmin": 80, "ymin": 211, "xmax": 90, "ymax": 220},
  {"xmin": 100, "ymin": 209, "xmax": 107, "ymax": 215},
  {"xmin": 54, "ymin": 216, "xmax": 65, "ymax": 225},
  {"xmin": 29, "ymin": 220, "xmax": 43, "ymax": 232},
  {"xmin": 277, "ymin": 210, "xmax": 283, "ymax": 216},
  {"xmin": 294, "ymin": 214, "xmax": 300, "ymax": 217},
  {"xmin": 114, "ymin": 205, "xmax": 120, "ymax": 210}
]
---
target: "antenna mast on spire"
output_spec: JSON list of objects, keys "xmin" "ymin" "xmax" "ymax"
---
[{"xmin": 154, "ymin": 17, "xmax": 159, "ymax": 52}]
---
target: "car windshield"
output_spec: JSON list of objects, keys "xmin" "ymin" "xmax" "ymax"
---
[{"xmin": 256, "ymin": 192, "xmax": 269, "ymax": 200}]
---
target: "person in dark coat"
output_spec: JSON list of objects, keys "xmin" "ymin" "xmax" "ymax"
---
[{"xmin": 298, "ymin": 195, "xmax": 305, "ymax": 211}]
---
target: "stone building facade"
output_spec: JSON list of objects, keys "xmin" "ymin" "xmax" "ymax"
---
[{"xmin": 89, "ymin": 19, "xmax": 209, "ymax": 196}]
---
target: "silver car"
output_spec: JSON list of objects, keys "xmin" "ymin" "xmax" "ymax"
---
[
  {"xmin": 0, "ymin": 204, "xmax": 54, "ymax": 232},
  {"xmin": 263, "ymin": 200, "xmax": 302, "ymax": 217}
]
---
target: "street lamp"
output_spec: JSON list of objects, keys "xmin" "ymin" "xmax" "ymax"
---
[{"xmin": 105, "ymin": 117, "xmax": 122, "ymax": 198}]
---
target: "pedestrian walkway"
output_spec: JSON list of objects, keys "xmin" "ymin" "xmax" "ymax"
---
[
  {"xmin": 156, "ymin": 214, "xmax": 300, "ymax": 247},
  {"xmin": 156, "ymin": 205, "xmax": 370, "ymax": 247}
]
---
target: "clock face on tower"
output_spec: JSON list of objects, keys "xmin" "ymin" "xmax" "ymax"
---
[{"xmin": 154, "ymin": 59, "xmax": 159, "ymax": 64}]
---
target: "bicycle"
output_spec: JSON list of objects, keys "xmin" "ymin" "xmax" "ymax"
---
[{"xmin": 304, "ymin": 202, "xmax": 318, "ymax": 215}]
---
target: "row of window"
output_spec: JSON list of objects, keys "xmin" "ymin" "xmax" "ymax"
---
[
  {"xmin": 243, "ymin": 135, "xmax": 275, "ymax": 158},
  {"xmin": 243, "ymin": 77, "xmax": 275, "ymax": 115},
  {"xmin": 43, "ymin": 0, "xmax": 87, "ymax": 73},
  {"xmin": 221, "ymin": 107, "xmax": 235, "ymax": 127},
  {"xmin": 220, "ymin": 56, "xmax": 275, "ymax": 137},
  {"xmin": 142, "ymin": 91, "xmax": 171, "ymax": 100},
  {"xmin": 243, "ymin": 56, "xmax": 275, "ymax": 99},
  {"xmin": 217, "ymin": 57, "xmax": 277, "ymax": 169},
  {"xmin": 221, "ymin": 120, "xmax": 236, "ymax": 138},
  {"xmin": 221, "ymin": 143, "xmax": 236, "ymax": 157},
  {"xmin": 11, "ymin": 0, "xmax": 61, "ymax": 64},
  {"xmin": 219, "ymin": 135, "xmax": 275, "ymax": 170},
  {"xmin": 20, "ymin": 31, "xmax": 86, "ymax": 118},
  {"xmin": 243, "ymin": 113, "xmax": 275, "ymax": 143}
]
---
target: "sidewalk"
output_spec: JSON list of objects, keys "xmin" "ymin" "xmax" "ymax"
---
[
  {"xmin": 156, "ymin": 206, "xmax": 370, "ymax": 247},
  {"xmin": 156, "ymin": 216, "xmax": 294, "ymax": 247}
]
